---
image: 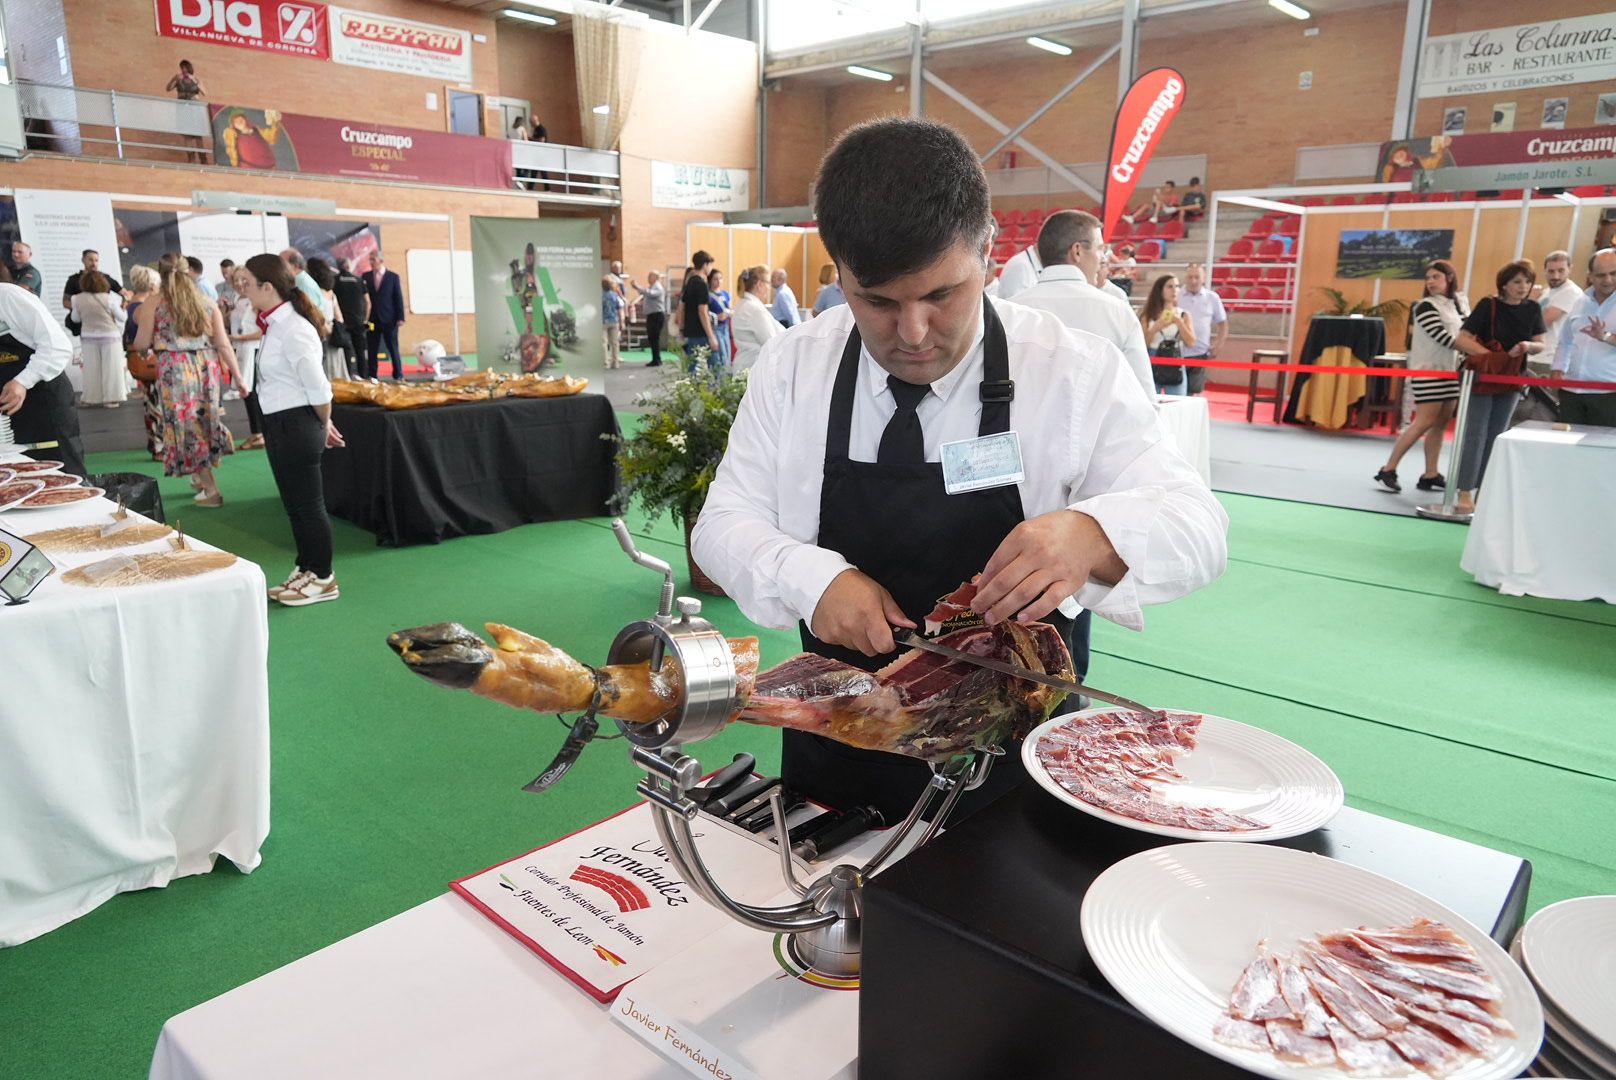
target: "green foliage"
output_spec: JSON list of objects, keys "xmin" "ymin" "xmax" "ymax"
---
[
  {"xmin": 608, "ymin": 360, "xmax": 749, "ymax": 524},
  {"xmin": 1314, "ymin": 287, "xmax": 1409, "ymax": 322}
]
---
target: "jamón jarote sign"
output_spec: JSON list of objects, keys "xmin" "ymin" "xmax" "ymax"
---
[{"xmin": 154, "ymin": 0, "xmax": 331, "ymax": 60}]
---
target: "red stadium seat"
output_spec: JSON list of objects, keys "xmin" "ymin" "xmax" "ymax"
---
[
  {"xmin": 1156, "ymin": 219, "xmax": 1186, "ymax": 242},
  {"xmin": 1361, "ymin": 193, "xmax": 1392, "ymax": 205},
  {"xmin": 1392, "ymin": 192, "xmax": 1418, "ymax": 203},
  {"xmin": 1226, "ymin": 238, "xmax": 1255, "ymax": 262},
  {"xmin": 1133, "ymin": 220, "xmax": 1159, "ymax": 239},
  {"xmin": 1570, "ymin": 185, "xmax": 1608, "ymax": 198},
  {"xmin": 1276, "ymin": 216, "xmax": 1301, "ymax": 237},
  {"xmin": 1262, "ymin": 266, "xmax": 1288, "ymax": 283},
  {"xmin": 1247, "ymin": 218, "xmax": 1274, "ymax": 237},
  {"xmin": 1425, "ymin": 192, "xmax": 1453, "ymax": 202},
  {"xmin": 1136, "ymin": 240, "xmax": 1164, "ymax": 262},
  {"xmin": 1256, "ymin": 238, "xmax": 1285, "ymax": 262},
  {"xmin": 1109, "ymin": 219, "xmax": 1133, "ymax": 240},
  {"xmin": 1330, "ymin": 195, "xmax": 1358, "ymax": 206},
  {"xmin": 1233, "ymin": 265, "xmax": 1261, "ymax": 284},
  {"xmin": 1212, "ymin": 266, "xmax": 1234, "ymax": 287},
  {"xmin": 1300, "ymin": 196, "xmax": 1326, "ymax": 207}
]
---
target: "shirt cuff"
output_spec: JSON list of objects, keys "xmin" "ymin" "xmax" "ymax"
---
[
  {"xmin": 1066, "ymin": 490, "xmax": 1171, "ymax": 632},
  {"xmin": 777, "ymin": 544, "xmax": 855, "ymax": 630},
  {"xmin": 13, "ymin": 368, "xmax": 42, "ymax": 390}
]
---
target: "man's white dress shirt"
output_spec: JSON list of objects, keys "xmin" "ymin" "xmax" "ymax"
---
[
  {"xmin": 1012, "ymin": 265, "xmax": 1154, "ymax": 396},
  {"xmin": 996, "ymin": 247, "xmax": 1042, "ymax": 300},
  {"xmin": 254, "ymin": 302, "xmax": 332, "ymax": 415},
  {"xmin": 1541, "ymin": 279, "xmax": 1587, "ymax": 363},
  {"xmin": 1553, "ymin": 287, "xmax": 1616, "ymax": 387},
  {"xmin": 1177, "ymin": 286, "xmax": 1228, "ymax": 357},
  {"xmin": 692, "ymin": 299, "xmax": 1228, "ymax": 635},
  {"xmin": 0, "ymin": 283, "xmax": 74, "ymax": 388}
]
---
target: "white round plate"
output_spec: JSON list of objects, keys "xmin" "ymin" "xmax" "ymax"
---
[
  {"xmin": 1022, "ymin": 709, "xmax": 1344, "ymax": 841},
  {"xmin": 1519, "ymin": 897, "xmax": 1616, "ymax": 1058},
  {"xmin": 1082, "ymin": 843, "xmax": 1544, "ymax": 1080},
  {"xmin": 8, "ymin": 485, "xmax": 104, "ymax": 510}
]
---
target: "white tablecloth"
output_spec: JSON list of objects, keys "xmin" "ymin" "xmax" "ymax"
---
[
  {"xmin": 1461, "ymin": 422, "xmax": 1616, "ymax": 603},
  {"xmin": 150, "ymin": 894, "xmax": 680, "ymax": 1080},
  {"xmin": 0, "ymin": 466, "xmax": 270, "ymax": 946},
  {"xmin": 1156, "ymin": 394, "xmax": 1212, "ymax": 484}
]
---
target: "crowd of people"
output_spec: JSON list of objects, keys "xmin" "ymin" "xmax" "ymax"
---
[
  {"xmin": 0, "ymin": 238, "xmax": 420, "ymax": 608},
  {"xmin": 597, "ymin": 256, "xmax": 848, "ymax": 373}
]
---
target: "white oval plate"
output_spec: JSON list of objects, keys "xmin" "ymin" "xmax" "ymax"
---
[
  {"xmin": 1022, "ymin": 709, "xmax": 1344, "ymax": 841},
  {"xmin": 1519, "ymin": 896, "xmax": 1616, "ymax": 1058},
  {"xmin": 1082, "ymin": 843, "xmax": 1544, "ymax": 1080}
]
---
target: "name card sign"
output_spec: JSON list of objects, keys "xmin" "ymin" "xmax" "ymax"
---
[
  {"xmin": 0, "ymin": 528, "xmax": 55, "ymax": 604},
  {"xmin": 451, "ymin": 801, "xmax": 793, "ymax": 1003}
]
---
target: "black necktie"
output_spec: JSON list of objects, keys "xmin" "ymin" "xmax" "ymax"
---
[{"xmin": 879, "ymin": 375, "xmax": 930, "ymax": 464}]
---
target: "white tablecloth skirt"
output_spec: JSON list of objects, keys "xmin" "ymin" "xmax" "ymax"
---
[
  {"xmin": 1156, "ymin": 394, "xmax": 1212, "ymax": 485},
  {"xmin": 0, "ymin": 472, "xmax": 270, "ymax": 946},
  {"xmin": 1460, "ymin": 422, "xmax": 1616, "ymax": 603}
]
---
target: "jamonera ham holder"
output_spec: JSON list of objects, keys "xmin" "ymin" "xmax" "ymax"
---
[{"xmin": 387, "ymin": 520, "xmax": 1076, "ymax": 980}]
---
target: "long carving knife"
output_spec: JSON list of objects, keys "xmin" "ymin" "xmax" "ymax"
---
[{"xmin": 893, "ymin": 630, "xmax": 1166, "ymax": 722}]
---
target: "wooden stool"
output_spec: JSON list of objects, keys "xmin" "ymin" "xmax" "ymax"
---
[
  {"xmin": 1247, "ymin": 349, "xmax": 1289, "ymax": 423},
  {"xmin": 1356, "ymin": 353, "xmax": 1408, "ymax": 433}
]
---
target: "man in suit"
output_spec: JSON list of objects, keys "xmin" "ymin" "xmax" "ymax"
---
[
  {"xmin": 366, "ymin": 253, "xmax": 406, "ymax": 380},
  {"xmin": 333, "ymin": 258, "xmax": 371, "ymax": 378}
]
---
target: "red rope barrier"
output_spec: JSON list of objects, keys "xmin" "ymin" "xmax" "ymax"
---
[{"xmin": 1174, "ymin": 357, "xmax": 1616, "ymax": 392}]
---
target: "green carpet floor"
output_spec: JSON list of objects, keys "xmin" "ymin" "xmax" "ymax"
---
[{"xmin": 2, "ymin": 445, "xmax": 1612, "ymax": 1077}]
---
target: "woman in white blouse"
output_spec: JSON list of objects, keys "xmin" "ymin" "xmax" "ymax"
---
[
  {"xmin": 228, "ymin": 267, "xmax": 266, "ymax": 449},
  {"xmin": 241, "ymin": 253, "xmax": 346, "ymax": 607},
  {"xmin": 731, "ymin": 265, "xmax": 783, "ymax": 371},
  {"xmin": 70, "ymin": 270, "xmax": 128, "ymax": 406}
]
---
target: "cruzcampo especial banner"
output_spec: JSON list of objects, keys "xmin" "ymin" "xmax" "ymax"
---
[
  {"xmin": 1101, "ymin": 68, "xmax": 1187, "ymax": 244},
  {"xmin": 470, "ymin": 216, "xmax": 601, "ymax": 373}
]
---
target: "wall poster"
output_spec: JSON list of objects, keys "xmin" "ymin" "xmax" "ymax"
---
[
  {"xmin": 471, "ymin": 217, "xmax": 600, "ymax": 373},
  {"xmin": 1335, "ymin": 229, "xmax": 1455, "ymax": 279}
]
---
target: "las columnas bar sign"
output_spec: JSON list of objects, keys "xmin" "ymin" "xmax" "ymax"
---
[{"xmin": 1417, "ymin": 13, "xmax": 1616, "ymax": 98}]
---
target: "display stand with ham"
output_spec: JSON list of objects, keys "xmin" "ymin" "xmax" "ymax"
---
[{"xmin": 388, "ymin": 521, "xmax": 1080, "ymax": 981}]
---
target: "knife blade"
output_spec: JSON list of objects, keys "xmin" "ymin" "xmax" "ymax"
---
[{"xmin": 894, "ymin": 630, "xmax": 1166, "ymax": 722}]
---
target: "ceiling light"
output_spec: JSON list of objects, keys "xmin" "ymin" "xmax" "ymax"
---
[
  {"xmin": 501, "ymin": 8, "xmax": 558, "ymax": 25},
  {"xmin": 1268, "ymin": 0, "xmax": 1311, "ymax": 20},
  {"xmin": 592, "ymin": 104, "xmax": 610, "ymax": 115},
  {"xmin": 1027, "ymin": 36, "xmax": 1072, "ymax": 56},
  {"xmin": 847, "ymin": 65, "xmax": 893, "ymax": 82}
]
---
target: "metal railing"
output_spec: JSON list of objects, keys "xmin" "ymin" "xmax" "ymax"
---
[{"xmin": 16, "ymin": 80, "xmax": 621, "ymax": 200}]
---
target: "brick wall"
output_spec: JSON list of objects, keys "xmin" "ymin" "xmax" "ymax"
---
[
  {"xmin": 615, "ymin": 23, "xmax": 758, "ymax": 283},
  {"xmin": 763, "ymin": 81, "xmax": 827, "ymax": 208},
  {"xmin": 1415, "ymin": 0, "xmax": 1614, "ymax": 136},
  {"xmin": 495, "ymin": 22, "xmax": 582, "ymax": 147},
  {"xmin": 69, "ymin": 0, "xmax": 501, "ymax": 131}
]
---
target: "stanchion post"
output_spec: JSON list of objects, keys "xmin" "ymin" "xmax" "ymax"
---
[{"xmin": 1416, "ymin": 367, "xmax": 1475, "ymax": 523}]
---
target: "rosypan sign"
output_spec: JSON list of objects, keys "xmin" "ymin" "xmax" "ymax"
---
[
  {"xmin": 155, "ymin": 0, "xmax": 331, "ymax": 60},
  {"xmin": 1101, "ymin": 68, "xmax": 1187, "ymax": 244}
]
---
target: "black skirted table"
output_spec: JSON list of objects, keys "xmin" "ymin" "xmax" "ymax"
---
[
  {"xmin": 322, "ymin": 393, "xmax": 619, "ymax": 546},
  {"xmin": 1284, "ymin": 314, "xmax": 1388, "ymax": 430},
  {"xmin": 860, "ymin": 783, "xmax": 1530, "ymax": 1079}
]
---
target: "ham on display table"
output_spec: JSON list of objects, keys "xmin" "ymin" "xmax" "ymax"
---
[
  {"xmin": 0, "ymin": 457, "xmax": 269, "ymax": 947},
  {"xmin": 1461, "ymin": 422, "xmax": 1616, "ymax": 604}
]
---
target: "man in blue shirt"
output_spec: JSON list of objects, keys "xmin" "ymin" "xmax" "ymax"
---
[
  {"xmin": 186, "ymin": 256, "xmax": 218, "ymax": 301},
  {"xmin": 769, "ymin": 268, "xmax": 800, "ymax": 328}
]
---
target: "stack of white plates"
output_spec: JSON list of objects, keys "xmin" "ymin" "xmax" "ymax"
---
[{"xmin": 1515, "ymin": 896, "xmax": 1616, "ymax": 1079}]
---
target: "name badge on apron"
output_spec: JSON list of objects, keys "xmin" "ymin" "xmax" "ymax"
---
[{"xmin": 941, "ymin": 431, "xmax": 1024, "ymax": 495}]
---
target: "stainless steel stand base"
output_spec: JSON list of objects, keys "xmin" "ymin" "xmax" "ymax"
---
[{"xmin": 1415, "ymin": 502, "xmax": 1473, "ymax": 523}]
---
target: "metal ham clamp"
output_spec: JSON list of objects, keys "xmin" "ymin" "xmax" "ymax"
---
[{"xmin": 605, "ymin": 519, "xmax": 1001, "ymax": 980}]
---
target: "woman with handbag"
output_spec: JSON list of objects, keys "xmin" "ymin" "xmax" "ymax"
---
[
  {"xmin": 130, "ymin": 253, "xmax": 246, "ymax": 507},
  {"xmin": 1453, "ymin": 260, "xmax": 1547, "ymax": 514},
  {"xmin": 1140, "ymin": 273, "xmax": 1196, "ymax": 397},
  {"xmin": 70, "ymin": 270, "xmax": 128, "ymax": 407},
  {"xmin": 1375, "ymin": 260, "xmax": 1467, "ymax": 492},
  {"xmin": 123, "ymin": 265, "xmax": 164, "ymax": 459}
]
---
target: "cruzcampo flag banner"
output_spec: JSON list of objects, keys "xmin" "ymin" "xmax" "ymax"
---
[
  {"xmin": 470, "ymin": 216, "xmax": 601, "ymax": 373},
  {"xmin": 1101, "ymin": 68, "xmax": 1187, "ymax": 243}
]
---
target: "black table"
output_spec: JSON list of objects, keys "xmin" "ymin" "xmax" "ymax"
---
[
  {"xmin": 322, "ymin": 393, "xmax": 619, "ymax": 546},
  {"xmin": 861, "ymin": 784, "xmax": 1530, "ymax": 1079},
  {"xmin": 1284, "ymin": 314, "xmax": 1389, "ymax": 426}
]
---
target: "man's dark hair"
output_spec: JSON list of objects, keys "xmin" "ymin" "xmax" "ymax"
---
[
  {"xmin": 813, "ymin": 117, "xmax": 991, "ymax": 288},
  {"xmin": 1190, "ymin": 176, "xmax": 1202, "ymax": 186},
  {"xmin": 185, "ymin": 255, "xmax": 204, "ymax": 274},
  {"xmin": 1037, "ymin": 210, "xmax": 1099, "ymax": 268},
  {"xmin": 82, "ymin": 248, "xmax": 97, "ymax": 258},
  {"xmin": 221, "ymin": 258, "xmax": 235, "ymax": 269},
  {"xmin": 692, "ymin": 249, "xmax": 714, "ymax": 271}
]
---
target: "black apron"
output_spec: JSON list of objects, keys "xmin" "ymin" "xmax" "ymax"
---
[
  {"xmin": 784, "ymin": 299, "xmax": 1088, "ymax": 824},
  {"xmin": 0, "ymin": 328, "xmax": 86, "ymax": 478}
]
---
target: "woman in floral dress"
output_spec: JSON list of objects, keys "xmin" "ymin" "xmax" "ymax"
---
[{"xmin": 131, "ymin": 253, "xmax": 245, "ymax": 506}]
